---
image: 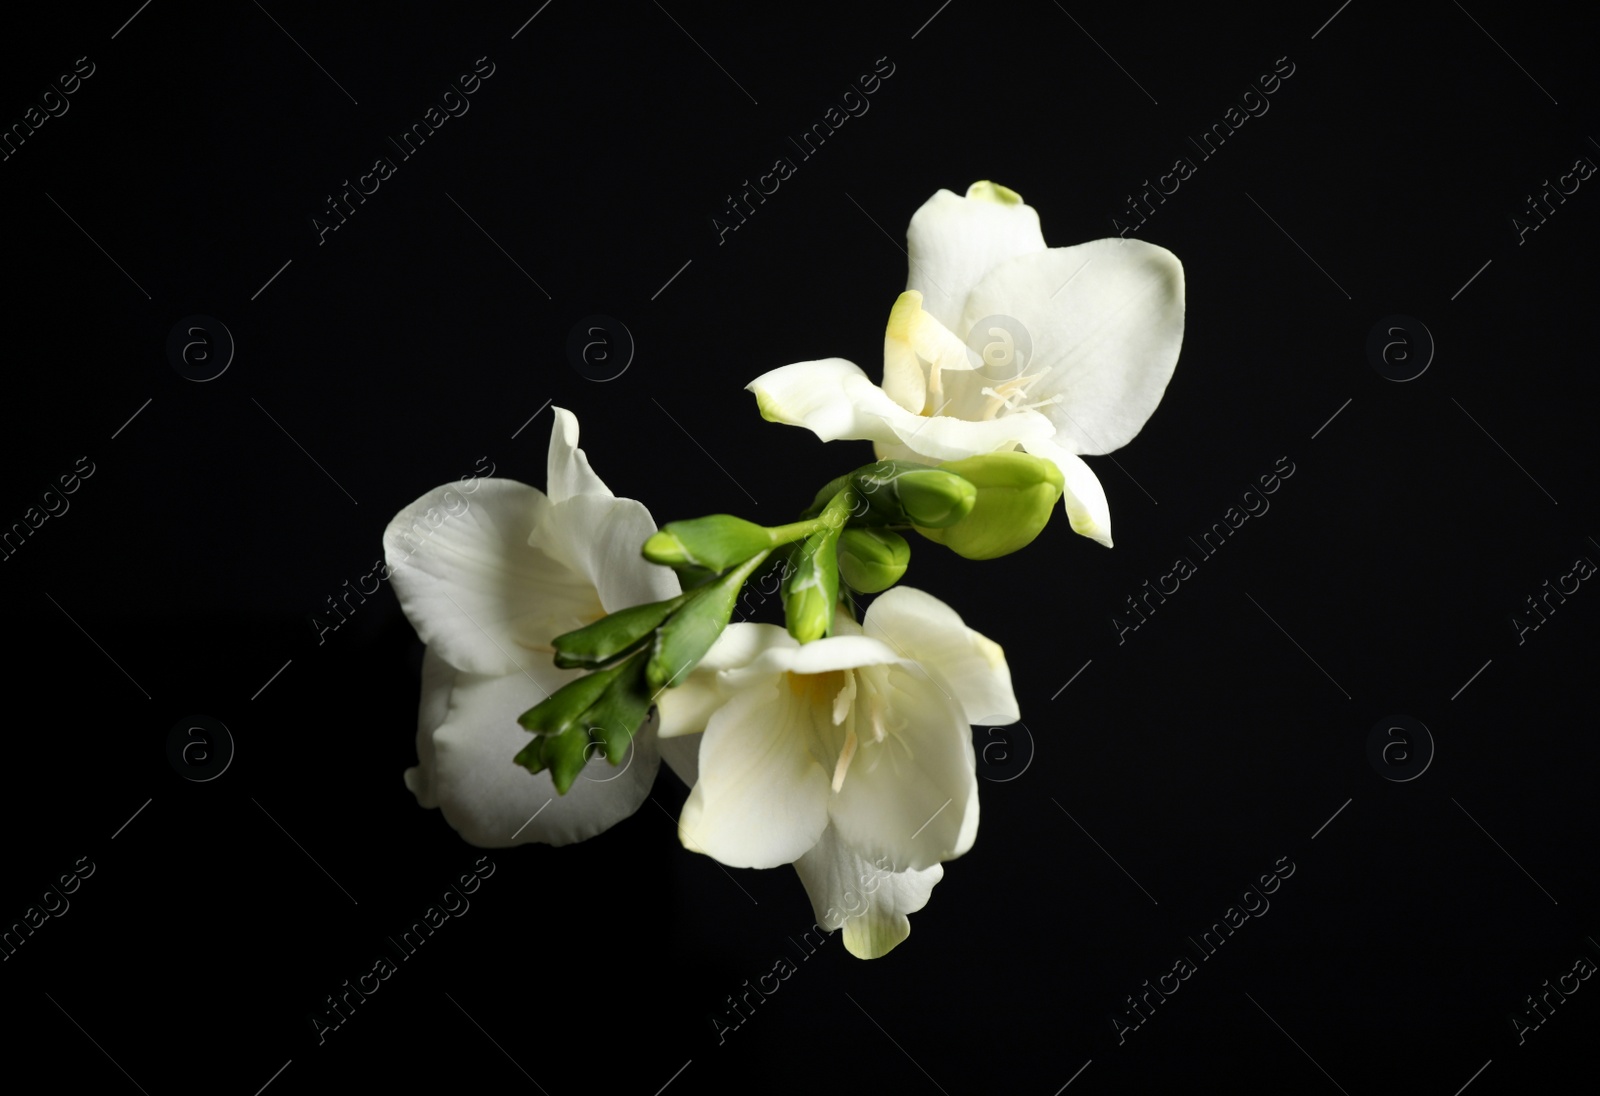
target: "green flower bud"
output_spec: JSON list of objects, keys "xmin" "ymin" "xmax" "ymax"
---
[
  {"xmin": 784, "ymin": 488, "xmax": 852, "ymax": 642},
  {"xmin": 642, "ymin": 515, "xmax": 774, "ymax": 571},
  {"xmin": 893, "ymin": 469, "xmax": 977, "ymax": 527},
  {"xmin": 914, "ymin": 451, "xmax": 1064, "ymax": 560},
  {"xmin": 837, "ymin": 527, "xmax": 910, "ymax": 593},
  {"xmin": 647, "ymin": 550, "xmax": 770, "ymax": 691},
  {"xmin": 551, "ymin": 591, "xmax": 691, "ymax": 669},
  {"xmin": 784, "ymin": 532, "xmax": 840, "ymax": 643},
  {"xmin": 851, "ymin": 461, "xmax": 976, "ymax": 528},
  {"xmin": 515, "ymin": 652, "xmax": 651, "ymax": 793}
]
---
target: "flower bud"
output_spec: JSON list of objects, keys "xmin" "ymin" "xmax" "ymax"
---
[
  {"xmin": 914, "ymin": 452, "xmax": 1064, "ymax": 560},
  {"xmin": 852, "ymin": 462, "xmax": 976, "ymax": 528},
  {"xmin": 837, "ymin": 527, "xmax": 910, "ymax": 594},
  {"xmin": 647, "ymin": 550, "xmax": 770, "ymax": 691},
  {"xmin": 893, "ymin": 470, "xmax": 977, "ymax": 527},
  {"xmin": 642, "ymin": 515, "xmax": 775, "ymax": 572},
  {"xmin": 784, "ymin": 532, "xmax": 840, "ymax": 643}
]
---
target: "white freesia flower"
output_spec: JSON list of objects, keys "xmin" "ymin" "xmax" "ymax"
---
[
  {"xmin": 655, "ymin": 586, "xmax": 1019, "ymax": 957},
  {"xmin": 385, "ymin": 408, "xmax": 679, "ymax": 847},
  {"xmin": 747, "ymin": 180, "xmax": 1186, "ymax": 548}
]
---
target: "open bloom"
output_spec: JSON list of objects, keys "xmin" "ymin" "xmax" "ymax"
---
[
  {"xmin": 747, "ymin": 181, "xmax": 1185, "ymax": 548},
  {"xmin": 655, "ymin": 586, "xmax": 1019, "ymax": 957},
  {"xmin": 385, "ymin": 408, "xmax": 679, "ymax": 847}
]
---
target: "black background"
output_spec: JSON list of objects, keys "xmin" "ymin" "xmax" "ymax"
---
[{"xmin": 3, "ymin": 2, "xmax": 1597, "ymax": 1093}]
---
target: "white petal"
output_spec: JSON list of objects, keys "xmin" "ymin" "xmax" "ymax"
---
[
  {"xmin": 678, "ymin": 679, "xmax": 831, "ymax": 869},
  {"xmin": 545, "ymin": 406, "xmax": 612, "ymax": 504},
  {"xmin": 792, "ymin": 825, "xmax": 944, "ymax": 959},
  {"xmin": 746, "ymin": 358, "xmax": 906, "ymax": 444},
  {"xmin": 863, "ymin": 587, "xmax": 1019, "ymax": 726},
  {"xmin": 877, "ymin": 405, "xmax": 1055, "ymax": 464},
  {"xmin": 881, "ymin": 292, "xmax": 927, "ymax": 414},
  {"xmin": 529, "ymin": 493, "xmax": 680, "ymax": 614},
  {"xmin": 403, "ymin": 645, "xmax": 456, "ymax": 808},
  {"xmin": 656, "ymin": 623, "xmax": 795, "ymax": 739},
  {"xmin": 384, "ymin": 479, "xmax": 597, "ymax": 677},
  {"xmin": 729, "ymin": 633, "xmax": 902, "ymax": 684},
  {"xmin": 826, "ymin": 667, "xmax": 978, "ymax": 871},
  {"xmin": 426, "ymin": 667, "xmax": 659, "ymax": 847},
  {"xmin": 964, "ymin": 239, "xmax": 1185, "ymax": 456},
  {"xmin": 906, "ymin": 183, "xmax": 1048, "ymax": 334},
  {"xmin": 1022, "ymin": 437, "xmax": 1114, "ymax": 548}
]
